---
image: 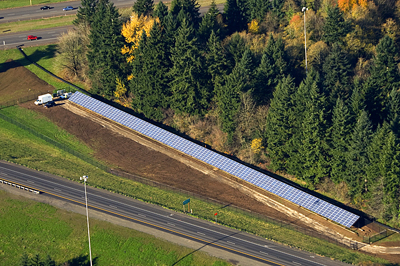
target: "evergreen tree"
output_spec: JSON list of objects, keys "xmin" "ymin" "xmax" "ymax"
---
[
  {"xmin": 43, "ymin": 255, "xmax": 56, "ymax": 266},
  {"xmin": 30, "ymin": 254, "xmax": 40, "ymax": 266},
  {"xmin": 170, "ymin": 0, "xmax": 201, "ymax": 28},
  {"xmin": 346, "ymin": 111, "xmax": 373, "ymax": 197},
  {"xmin": 322, "ymin": 5, "xmax": 351, "ymax": 45},
  {"xmin": 197, "ymin": 0, "xmax": 220, "ymax": 43},
  {"xmin": 381, "ymin": 131, "xmax": 400, "ymax": 219},
  {"xmin": 296, "ymin": 78, "xmax": 329, "ymax": 184},
  {"xmin": 132, "ymin": 0, "xmax": 154, "ymax": 17},
  {"xmin": 130, "ymin": 23, "xmax": 171, "ymax": 121},
  {"xmin": 87, "ymin": 0, "xmax": 127, "ymax": 98},
  {"xmin": 73, "ymin": 0, "xmax": 98, "ymax": 26},
  {"xmin": 224, "ymin": 0, "xmax": 248, "ymax": 33},
  {"xmin": 225, "ymin": 33, "xmax": 247, "ymax": 71},
  {"xmin": 388, "ymin": 88, "xmax": 400, "ymax": 136},
  {"xmin": 247, "ymin": 0, "xmax": 270, "ymax": 21},
  {"xmin": 271, "ymin": 0, "xmax": 284, "ymax": 19},
  {"xmin": 205, "ymin": 31, "xmax": 229, "ymax": 85},
  {"xmin": 253, "ymin": 35, "xmax": 289, "ymax": 104},
  {"xmin": 168, "ymin": 19, "xmax": 209, "ymax": 115},
  {"xmin": 20, "ymin": 253, "xmax": 30, "ymax": 266},
  {"xmin": 350, "ymin": 79, "xmax": 365, "ymax": 120},
  {"xmin": 236, "ymin": 47, "xmax": 255, "ymax": 92},
  {"xmin": 215, "ymin": 66, "xmax": 245, "ymax": 141},
  {"xmin": 363, "ymin": 36, "xmax": 400, "ymax": 126},
  {"xmin": 330, "ymin": 98, "xmax": 352, "ymax": 184},
  {"xmin": 265, "ymin": 76, "xmax": 297, "ymax": 171},
  {"xmin": 322, "ymin": 43, "xmax": 353, "ymax": 107},
  {"xmin": 153, "ymin": 1, "xmax": 168, "ymax": 22}
]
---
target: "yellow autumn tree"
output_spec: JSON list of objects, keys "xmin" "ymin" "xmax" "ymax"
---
[
  {"xmin": 251, "ymin": 138, "xmax": 264, "ymax": 154},
  {"xmin": 114, "ymin": 77, "xmax": 130, "ymax": 107},
  {"xmin": 121, "ymin": 13, "xmax": 159, "ymax": 63},
  {"xmin": 248, "ymin": 19, "xmax": 259, "ymax": 34}
]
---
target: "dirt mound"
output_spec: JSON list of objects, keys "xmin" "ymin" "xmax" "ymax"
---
[{"xmin": 0, "ymin": 59, "xmax": 54, "ymax": 103}]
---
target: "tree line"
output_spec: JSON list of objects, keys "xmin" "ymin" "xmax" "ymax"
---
[{"xmin": 60, "ymin": 0, "xmax": 400, "ymax": 226}]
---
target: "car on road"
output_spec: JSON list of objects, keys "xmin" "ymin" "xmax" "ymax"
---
[
  {"xmin": 27, "ymin": 35, "xmax": 37, "ymax": 41},
  {"xmin": 63, "ymin": 6, "xmax": 74, "ymax": 11},
  {"xmin": 40, "ymin": 6, "xmax": 52, "ymax": 10}
]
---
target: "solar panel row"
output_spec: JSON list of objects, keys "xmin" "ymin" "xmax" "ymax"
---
[{"xmin": 69, "ymin": 92, "xmax": 360, "ymax": 228}]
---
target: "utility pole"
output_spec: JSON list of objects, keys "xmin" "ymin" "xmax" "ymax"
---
[
  {"xmin": 80, "ymin": 175, "xmax": 93, "ymax": 266},
  {"xmin": 302, "ymin": 7, "xmax": 308, "ymax": 74}
]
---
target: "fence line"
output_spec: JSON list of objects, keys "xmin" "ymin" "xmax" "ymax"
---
[
  {"xmin": 0, "ymin": 99, "xmax": 366, "ymax": 250},
  {"xmin": 0, "ymin": 93, "xmax": 39, "ymax": 109}
]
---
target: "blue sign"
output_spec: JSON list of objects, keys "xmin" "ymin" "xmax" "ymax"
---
[{"xmin": 183, "ymin": 198, "xmax": 190, "ymax": 205}]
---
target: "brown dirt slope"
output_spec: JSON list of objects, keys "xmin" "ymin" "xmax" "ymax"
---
[{"xmin": 0, "ymin": 60, "xmax": 54, "ymax": 103}]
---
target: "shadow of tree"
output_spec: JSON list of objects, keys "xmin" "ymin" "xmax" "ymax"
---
[{"xmin": 63, "ymin": 254, "xmax": 99, "ymax": 266}]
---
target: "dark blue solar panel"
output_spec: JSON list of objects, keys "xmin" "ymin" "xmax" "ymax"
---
[{"xmin": 69, "ymin": 92, "xmax": 360, "ymax": 228}]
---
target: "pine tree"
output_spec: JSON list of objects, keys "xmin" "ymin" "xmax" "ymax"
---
[
  {"xmin": 236, "ymin": 47, "xmax": 255, "ymax": 92},
  {"xmin": 130, "ymin": 22, "xmax": 171, "ymax": 121},
  {"xmin": 225, "ymin": 33, "xmax": 247, "ymax": 71},
  {"xmin": 330, "ymin": 98, "xmax": 353, "ymax": 184},
  {"xmin": 30, "ymin": 254, "xmax": 40, "ymax": 266},
  {"xmin": 20, "ymin": 253, "xmax": 30, "ymax": 266},
  {"xmin": 215, "ymin": 65, "xmax": 245, "ymax": 141},
  {"xmin": 381, "ymin": 131, "xmax": 400, "ymax": 219},
  {"xmin": 205, "ymin": 31, "xmax": 229, "ymax": 85},
  {"xmin": 43, "ymin": 255, "xmax": 56, "ymax": 266},
  {"xmin": 132, "ymin": 0, "xmax": 154, "ymax": 17},
  {"xmin": 346, "ymin": 111, "xmax": 373, "ymax": 197},
  {"xmin": 388, "ymin": 88, "xmax": 400, "ymax": 136},
  {"xmin": 322, "ymin": 5, "xmax": 352, "ymax": 45},
  {"xmin": 197, "ymin": 0, "xmax": 220, "ymax": 43},
  {"xmin": 170, "ymin": 0, "xmax": 201, "ymax": 28},
  {"xmin": 350, "ymin": 78, "xmax": 365, "ymax": 120},
  {"xmin": 224, "ymin": 0, "xmax": 248, "ymax": 33},
  {"xmin": 296, "ymin": 78, "xmax": 329, "ymax": 184},
  {"xmin": 153, "ymin": 1, "xmax": 168, "ymax": 22},
  {"xmin": 265, "ymin": 76, "xmax": 297, "ymax": 171},
  {"xmin": 322, "ymin": 43, "xmax": 353, "ymax": 107},
  {"xmin": 73, "ymin": 0, "xmax": 98, "ymax": 26},
  {"xmin": 87, "ymin": 0, "xmax": 127, "ymax": 98},
  {"xmin": 363, "ymin": 35, "xmax": 400, "ymax": 126},
  {"xmin": 247, "ymin": 0, "xmax": 270, "ymax": 21},
  {"xmin": 168, "ymin": 19, "xmax": 209, "ymax": 115},
  {"xmin": 253, "ymin": 35, "xmax": 289, "ymax": 104}
]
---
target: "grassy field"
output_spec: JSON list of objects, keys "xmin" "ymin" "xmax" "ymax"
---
[
  {"xmin": 0, "ymin": 190, "xmax": 231, "ymax": 266},
  {"xmin": 0, "ymin": 103, "xmax": 391, "ymax": 265},
  {"xmin": 0, "ymin": 44, "xmax": 87, "ymax": 92},
  {"xmin": 0, "ymin": 0, "xmax": 71, "ymax": 9},
  {"xmin": 0, "ymin": 15, "xmax": 75, "ymax": 34}
]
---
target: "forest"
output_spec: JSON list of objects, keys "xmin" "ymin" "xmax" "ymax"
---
[{"xmin": 59, "ymin": 0, "xmax": 400, "ymax": 227}]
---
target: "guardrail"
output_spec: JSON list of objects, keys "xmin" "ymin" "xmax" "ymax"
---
[{"xmin": 0, "ymin": 178, "xmax": 40, "ymax": 194}]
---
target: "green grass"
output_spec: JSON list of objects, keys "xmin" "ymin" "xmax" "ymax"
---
[
  {"xmin": 0, "ymin": 106, "xmax": 391, "ymax": 265},
  {"xmin": 0, "ymin": 190, "xmax": 231, "ymax": 266},
  {"xmin": 0, "ymin": 44, "xmax": 87, "ymax": 92},
  {"xmin": 0, "ymin": 0, "xmax": 71, "ymax": 9},
  {"xmin": 0, "ymin": 15, "xmax": 75, "ymax": 34}
]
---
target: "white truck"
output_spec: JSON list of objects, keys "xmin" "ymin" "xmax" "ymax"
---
[{"xmin": 34, "ymin": 93, "xmax": 53, "ymax": 105}]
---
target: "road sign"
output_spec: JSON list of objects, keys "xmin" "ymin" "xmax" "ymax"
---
[
  {"xmin": 214, "ymin": 212, "xmax": 218, "ymax": 216},
  {"xmin": 183, "ymin": 198, "xmax": 190, "ymax": 205}
]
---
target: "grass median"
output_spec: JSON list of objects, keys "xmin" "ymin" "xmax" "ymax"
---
[
  {"xmin": 0, "ymin": 15, "xmax": 74, "ymax": 34},
  {"xmin": 0, "ymin": 0, "xmax": 71, "ymax": 9},
  {"xmin": 0, "ymin": 104, "xmax": 390, "ymax": 265},
  {"xmin": 0, "ymin": 190, "xmax": 231, "ymax": 266}
]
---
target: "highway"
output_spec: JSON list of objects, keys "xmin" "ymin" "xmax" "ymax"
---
[
  {"xmin": 0, "ymin": 160, "xmax": 349, "ymax": 266},
  {"xmin": 0, "ymin": 0, "xmax": 136, "ymax": 23}
]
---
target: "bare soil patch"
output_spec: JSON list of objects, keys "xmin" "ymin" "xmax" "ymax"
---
[{"xmin": 2, "ymin": 60, "xmax": 400, "ymax": 263}]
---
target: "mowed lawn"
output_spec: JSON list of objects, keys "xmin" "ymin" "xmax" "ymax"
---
[
  {"xmin": 0, "ymin": 190, "xmax": 231, "ymax": 265},
  {"xmin": 0, "ymin": 0, "xmax": 71, "ymax": 9}
]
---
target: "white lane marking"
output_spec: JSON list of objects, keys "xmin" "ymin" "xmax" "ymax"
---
[
  {"xmin": 109, "ymin": 205, "xmax": 117, "ymax": 208},
  {"xmin": 26, "ymin": 180, "xmax": 34, "ymax": 183},
  {"xmin": 292, "ymin": 262, "xmax": 302, "ymax": 265},
  {"xmin": 137, "ymin": 214, "xmax": 146, "ymax": 218},
  {"xmin": 48, "ymin": 31, "xmax": 55, "ymax": 34},
  {"xmin": 197, "ymin": 232, "xmax": 205, "ymax": 235},
  {"xmin": 167, "ymin": 223, "xmax": 175, "ymax": 226},
  {"xmin": 0, "ymin": 165, "xmax": 325, "ymax": 266},
  {"xmin": 227, "ymin": 241, "xmax": 235, "ymax": 245},
  {"xmin": 54, "ymin": 188, "xmax": 61, "ymax": 191},
  {"xmin": 260, "ymin": 251, "xmax": 268, "ymax": 255}
]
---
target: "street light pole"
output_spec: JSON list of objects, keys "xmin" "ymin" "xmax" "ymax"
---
[
  {"xmin": 302, "ymin": 7, "xmax": 308, "ymax": 74},
  {"xmin": 80, "ymin": 175, "xmax": 93, "ymax": 266}
]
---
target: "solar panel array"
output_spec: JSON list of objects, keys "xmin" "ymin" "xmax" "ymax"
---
[{"xmin": 69, "ymin": 92, "xmax": 360, "ymax": 228}]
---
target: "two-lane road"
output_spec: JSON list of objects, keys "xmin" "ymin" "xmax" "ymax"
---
[{"xmin": 0, "ymin": 160, "xmax": 349, "ymax": 266}]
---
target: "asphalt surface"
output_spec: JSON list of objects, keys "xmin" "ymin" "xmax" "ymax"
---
[
  {"xmin": 0, "ymin": 0, "xmax": 136, "ymax": 23},
  {"xmin": 0, "ymin": 160, "xmax": 350, "ymax": 266}
]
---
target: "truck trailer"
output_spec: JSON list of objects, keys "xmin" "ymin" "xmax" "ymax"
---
[{"xmin": 34, "ymin": 93, "xmax": 53, "ymax": 105}]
